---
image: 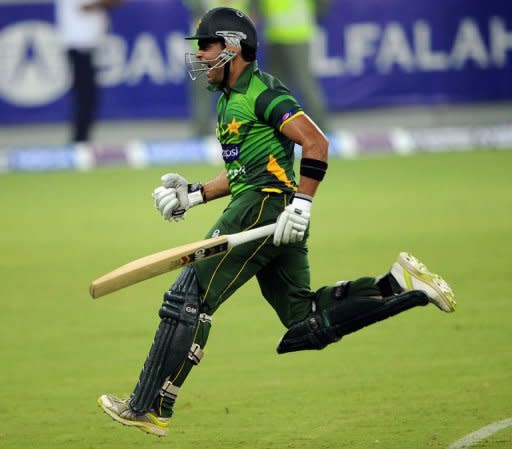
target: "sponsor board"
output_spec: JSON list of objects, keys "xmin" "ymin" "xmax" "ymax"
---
[{"xmin": 0, "ymin": 0, "xmax": 511, "ymax": 123}]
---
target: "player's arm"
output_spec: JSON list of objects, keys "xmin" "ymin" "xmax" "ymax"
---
[
  {"xmin": 274, "ymin": 114, "xmax": 329, "ymax": 246},
  {"xmin": 280, "ymin": 113, "xmax": 328, "ymax": 198},
  {"xmin": 202, "ymin": 169, "xmax": 230, "ymax": 201},
  {"xmin": 152, "ymin": 170, "xmax": 230, "ymax": 222}
]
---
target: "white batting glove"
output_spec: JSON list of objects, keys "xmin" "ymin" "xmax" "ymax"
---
[
  {"xmin": 273, "ymin": 194, "xmax": 312, "ymax": 246},
  {"xmin": 161, "ymin": 173, "xmax": 189, "ymax": 207},
  {"xmin": 152, "ymin": 186, "xmax": 181, "ymax": 221},
  {"xmin": 152, "ymin": 173, "xmax": 205, "ymax": 222}
]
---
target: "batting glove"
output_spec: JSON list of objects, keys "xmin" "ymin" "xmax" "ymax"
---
[
  {"xmin": 273, "ymin": 194, "xmax": 312, "ymax": 246},
  {"xmin": 152, "ymin": 173, "xmax": 205, "ymax": 222}
]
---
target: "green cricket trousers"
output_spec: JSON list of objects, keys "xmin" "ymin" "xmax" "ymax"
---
[{"xmin": 196, "ymin": 189, "xmax": 315, "ymax": 326}]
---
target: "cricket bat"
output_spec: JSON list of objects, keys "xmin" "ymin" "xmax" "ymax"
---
[{"xmin": 89, "ymin": 223, "xmax": 276, "ymax": 299}]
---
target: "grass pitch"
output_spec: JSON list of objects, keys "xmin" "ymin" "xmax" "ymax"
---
[{"xmin": 0, "ymin": 150, "xmax": 511, "ymax": 449}]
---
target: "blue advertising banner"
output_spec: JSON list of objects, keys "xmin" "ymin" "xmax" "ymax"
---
[
  {"xmin": 317, "ymin": 0, "xmax": 512, "ymax": 109},
  {"xmin": 0, "ymin": 0, "xmax": 511, "ymax": 124}
]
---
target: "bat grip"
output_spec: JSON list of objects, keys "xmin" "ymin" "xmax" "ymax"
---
[{"xmin": 226, "ymin": 223, "xmax": 276, "ymax": 248}]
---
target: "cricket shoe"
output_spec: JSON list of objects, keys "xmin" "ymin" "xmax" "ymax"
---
[
  {"xmin": 97, "ymin": 394, "xmax": 170, "ymax": 437},
  {"xmin": 391, "ymin": 252, "xmax": 456, "ymax": 313}
]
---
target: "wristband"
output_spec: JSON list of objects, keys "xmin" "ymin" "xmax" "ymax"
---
[
  {"xmin": 300, "ymin": 158, "xmax": 328, "ymax": 181},
  {"xmin": 188, "ymin": 183, "xmax": 206, "ymax": 207}
]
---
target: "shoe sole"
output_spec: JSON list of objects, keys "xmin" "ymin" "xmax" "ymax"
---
[
  {"xmin": 395, "ymin": 252, "xmax": 456, "ymax": 313},
  {"xmin": 97, "ymin": 395, "xmax": 169, "ymax": 437}
]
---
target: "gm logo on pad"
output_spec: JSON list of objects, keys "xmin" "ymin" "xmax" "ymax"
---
[
  {"xmin": 0, "ymin": 21, "xmax": 70, "ymax": 106},
  {"xmin": 221, "ymin": 144, "xmax": 240, "ymax": 163}
]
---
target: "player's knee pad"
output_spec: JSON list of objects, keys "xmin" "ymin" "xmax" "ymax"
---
[
  {"xmin": 276, "ymin": 289, "xmax": 428, "ymax": 354},
  {"xmin": 130, "ymin": 266, "xmax": 205, "ymax": 414}
]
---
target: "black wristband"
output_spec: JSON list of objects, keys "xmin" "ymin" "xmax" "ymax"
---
[{"xmin": 300, "ymin": 158, "xmax": 328, "ymax": 181}]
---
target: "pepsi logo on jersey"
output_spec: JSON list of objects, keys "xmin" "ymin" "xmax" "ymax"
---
[{"xmin": 221, "ymin": 144, "xmax": 241, "ymax": 162}]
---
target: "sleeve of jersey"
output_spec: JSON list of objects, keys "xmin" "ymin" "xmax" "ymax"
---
[{"xmin": 255, "ymin": 88, "xmax": 304, "ymax": 132}]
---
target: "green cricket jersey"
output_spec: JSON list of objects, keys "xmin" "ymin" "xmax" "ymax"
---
[{"xmin": 212, "ymin": 61, "xmax": 304, "ymax": 198}]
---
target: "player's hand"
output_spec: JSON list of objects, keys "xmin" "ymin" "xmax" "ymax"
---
[
  {"xmin": 152, "ymin": 173, "xmax": 205, "ymax": 221},
  {"xmin": 273, "ymin": 194, "xmax": 312, "ymax": 246},
  {"xmin": 152, "ymin": 185, "xmax": 182, "ymax": 221}
]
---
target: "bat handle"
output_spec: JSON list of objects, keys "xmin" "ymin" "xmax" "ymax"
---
[{"xmin": 226, "ymin": 223, "xmax": 276, "ymax": 248}]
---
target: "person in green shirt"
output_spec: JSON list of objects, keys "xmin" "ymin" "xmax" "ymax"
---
[{"xmin": 98, "ymin": 7, "xmax": 456, "ymax": 437}]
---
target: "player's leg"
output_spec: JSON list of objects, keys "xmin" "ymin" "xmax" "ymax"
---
[
  {"xmin": 98, "ymin": 265, "xmax": 208, "ymax": 436},
  {"xmin": 66, "ymin": 49, "xmax": 81, "ymax": 142},
  {"xmin": 256, "ymin": 240, "xmax": 315, "ymax": 328},
  {"xmin": 98, "ymin": 191, "xmax": 283, "ymax": 435},
  {"xmin": 67, "ymin": 49, "xmax": 97, "ymax": 142},
  {"xmin": 194, "ymin": 190, "xmax": 287, "ymax": 315},
  {"xmin": 314, "ymin": 252, "xmax": 455, "ymax": 315},
  {"xmin": 276, "ymin": 253, "xmax": 456, "ymax": 354},
  {"xmin": 152, "ymin": 191, "xmax": 280, "ymax": 419},
  {"xmin": 150, "ymin": 312, "xmax": 211, "ymax": 418},
  {"xmin": 390, "ymin": 252, "xmax": 456, "ymax": 313},
  {"xmin": 256, "ymin": 240, "xmax": 407, "ymax": 332}
]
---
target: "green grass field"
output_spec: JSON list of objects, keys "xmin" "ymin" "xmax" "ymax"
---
[{"xmin": 1, "ymin": 150, "xmax": 511, "ymax": 449}]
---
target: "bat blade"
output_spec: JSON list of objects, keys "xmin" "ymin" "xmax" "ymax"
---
[
  {"xmin": 89, "ymin": 235, "xmax": 229, "ymax": 299},
  {"xmin": 89, "ymin": 223, "xmax": 276, "ymax": 300}
]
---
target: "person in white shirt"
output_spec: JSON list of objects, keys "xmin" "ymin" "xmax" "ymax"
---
[{"xmin": 55, "ymin": 0, "xmax": 123, "ymax": 143}]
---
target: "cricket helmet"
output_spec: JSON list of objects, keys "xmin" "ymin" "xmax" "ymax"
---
[
  {"xmin": 185, "ymin": 7, "xmax": 258, "ymax": 80},
  {"xmin": 186, "ymin": 7, "xmax": 258, "ymax": 52}
]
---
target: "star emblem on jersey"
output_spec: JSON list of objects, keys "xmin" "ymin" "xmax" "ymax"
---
[{"xmin": 227, "ymin": 117, "xmax": 242, "ymax": 135}]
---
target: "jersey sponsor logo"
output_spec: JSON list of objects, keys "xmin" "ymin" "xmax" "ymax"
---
[
  {"xmin": 227, "ymin": 165, "xmax": 246, "ymax": 180},
  {"xmin": 221, "ymin": 144, "xmax": 241, "ymax": 162}
]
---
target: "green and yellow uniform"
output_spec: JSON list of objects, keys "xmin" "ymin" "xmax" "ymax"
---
[
  {"xmin": 166, "ymin": 62, "xmax": 326, "ymax": 401},
  {"xmin": 215, "ymin": 61, "xmax": 302, "ymax": 197},
  {"xmin": 161, "ymin": 63, "xmax": 399, "ymax": 412},
  {"xmin": 194, "ymin": 61, "xmax": 320, "ymax": 325}
]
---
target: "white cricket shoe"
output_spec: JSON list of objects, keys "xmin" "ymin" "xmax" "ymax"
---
[
  {"xmin": 98, "ymin": 394, "xmax": 170, "ymax": 436},
  {"xmin": 391, "ymin": 252, "xmax": 456, "ymax": 313}
]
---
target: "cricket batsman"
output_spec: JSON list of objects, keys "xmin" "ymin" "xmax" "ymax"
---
[{"xmin": 98, "ymin": 7, "xmax": 456, "ymax": 436}]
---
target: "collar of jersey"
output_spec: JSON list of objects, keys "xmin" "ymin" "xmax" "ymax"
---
[{"xmin": 208, "ymin": 61, "xmax": 258, "ymax": 93}]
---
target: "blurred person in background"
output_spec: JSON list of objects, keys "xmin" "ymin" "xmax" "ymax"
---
[
  {"xmin": 182, "ymin": 0, "xmax": 253, "ymax": 138},
  {"xmin": 55, "ymin": 0, "xmax": 123, "ymax": 144},
  {"xmin": 257, "ymin": 0, "xmax": 330, "ymax": 131}
]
